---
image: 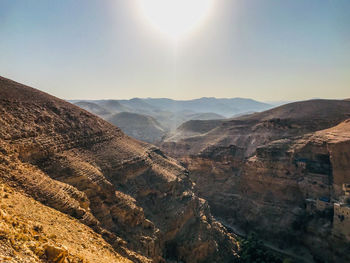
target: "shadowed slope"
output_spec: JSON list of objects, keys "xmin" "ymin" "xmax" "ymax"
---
[{"xmin": 107, "ymin": 112, "xmax": 167, "ymax": 143}]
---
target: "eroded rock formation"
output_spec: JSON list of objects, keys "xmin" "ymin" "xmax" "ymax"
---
[
  {"xmin": 0, "ymin": 76, "xmax": 238, "ymax": 263},
  {"xmin": 161, "ymin": 100, "xmax": 350, "ymax": 262}
]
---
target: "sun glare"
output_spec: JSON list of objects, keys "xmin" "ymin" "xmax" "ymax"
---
[{"xmin": 137, "ymin": 0, "xmax": 214, "ymax": 40}]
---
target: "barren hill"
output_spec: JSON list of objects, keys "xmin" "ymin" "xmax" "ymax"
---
[
  {"xmin": 0, "ymin": 76, "xmax": 238, "ymax": 263},
  {"xmin": 161, "ymin": 99, "xmax": 350, "ymax": 157},
  {"xmin": 237, "ymin": 99, "xmax": 350, "ymax": 122},
  {"xmin": 107, "ymin": 112, "xmax": 167, "ymax": 143},
  {"xmin": 164, "ymin": 119, "xmax": 226, "ymax": 143}
]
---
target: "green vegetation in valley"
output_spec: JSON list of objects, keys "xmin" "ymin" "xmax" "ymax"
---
[{"xmin": 237, "ymin": 233, "xmax": 295, "ymax": 263}]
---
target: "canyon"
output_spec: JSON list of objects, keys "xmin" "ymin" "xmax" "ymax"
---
[
  {"xmin": 1, "ymin": 75, "xmax": 350, "ymax": 262},
  {"xmin": 160, "ymin": 100, "xmax": 350, "ymax": 262},
  {"xmin": 0, "ymin": 76, "xmax": 239, "ymax": 263},
  {"xmin": 72, "ymin": 98, "xmax": 271, "ymax": 143}
]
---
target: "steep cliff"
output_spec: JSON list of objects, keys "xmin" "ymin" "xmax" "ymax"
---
[
  {"xmin": 161, "ymin": 101, "xmax": 350, "ymax": 262},
  {"xmin": 0, "ymin": 76, "xmax": 238, "ymax": 263}
]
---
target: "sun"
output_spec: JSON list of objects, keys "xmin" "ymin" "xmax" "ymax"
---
[{"xmin": 137, "ymin": 0, "xmax": 214, "ymax": 40}]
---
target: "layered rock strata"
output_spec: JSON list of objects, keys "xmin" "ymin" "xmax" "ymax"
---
[
  {"xmin": 0, "ymin": 76, "xmax": 238, "ymax": 263},
  {"xmin": 161, "ymin": 100, "xmax": 350, "ymax": 262}
]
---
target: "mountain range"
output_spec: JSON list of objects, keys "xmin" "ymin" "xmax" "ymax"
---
[
  {"xmin": 2, "ymin": 75, "xmax": 350, "ymax": 263},
  {"xmin": 72, "ymin": 98, "xmax": 272, "ymax": 143}
]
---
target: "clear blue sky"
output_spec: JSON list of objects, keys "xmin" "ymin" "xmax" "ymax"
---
[{"xmin": 0, "ymin": 0, "xmax": 349, "ymax": 101}]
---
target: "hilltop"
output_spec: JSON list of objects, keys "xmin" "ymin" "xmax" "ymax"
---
[{"xmin": 107, "ymin": 112, "xmax": 167, "ymax": 143}]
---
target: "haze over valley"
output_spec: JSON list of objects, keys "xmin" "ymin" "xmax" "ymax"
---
[{"xmin": 72, "ymin": 98, "xmax": 272, "ymax": 143}]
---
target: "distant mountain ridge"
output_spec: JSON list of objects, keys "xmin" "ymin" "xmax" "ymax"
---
[
  {"xmin": 72, "ymin": 97, "xmax": 271, "ymax": 118},
  {"xmin": 72, "ymin": 97, "xmax": 272, "ymax": 143},
  {"xmin": 139, "ymin": 97, "xmax": 271, "ymax": 117}
]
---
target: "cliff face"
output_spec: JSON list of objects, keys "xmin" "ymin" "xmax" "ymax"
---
[
  {"xmin": 0, "ymin": 76, "xmax": 238, "ymax": 263},
  {"xmin": 239, "ymin": 122, "xmax": 350, "ymax": 262},
  {"xmin": 161, "ymin": 101, "xmax": 350, "ymax": 263}
]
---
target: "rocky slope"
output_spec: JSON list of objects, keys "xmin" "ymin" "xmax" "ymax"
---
[
  {"xmin": 0, "ymin": 183, "xmax": 136, "ymax": 263},
  {"xmin": 0, "ymin": 76, "xmax": 239, "ymax": 263},
  {"xmin": 161, "ymin": 100, "xmax": 350, "ymax": 263}
]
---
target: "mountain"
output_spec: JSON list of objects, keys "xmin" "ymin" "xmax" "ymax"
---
[
  {"xmin": 187, "ymin": 112, "xmax": 225, "ymax": 120},
  {"xmin": 161, "ymin": 99, "xmax": 350, "ymax": 157},
  {"xmin": 164, "ymin": 119, "xmax": 226, "ymax": 144},
  {"xmin": 107, "ymin": 112, "xmax": 167, "ymax": 143},
  {"xmin": 0, "ymin": 76, "xmax": 239, "ymax": 263},
  {"xmin": 72, "ymin": 97, "xmax": 271, "ymax": 144},
  {"xmin": 97, "ymin": 100, "xmax": 132, "ymax": 113},
  {"xmin": 160, "ymin": 99, "xmax": 350, "ymax": 262},
  {"xmin": 117, "ymin": 98, "xmax": 159, "ymax": 113},
  {"xmin": 143, "ymin": 97, "xmax": 272, "ymax": 117},
  {"xmin": 75, "ymin": 101, "xmax": 111, "ymax": 116}
]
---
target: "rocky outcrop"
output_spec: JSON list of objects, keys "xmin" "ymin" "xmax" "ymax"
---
[
  {"xmin": 0, "ymin": 76, "xmax": 238, "ymax": 262},
  {"xmin": 0, "ymin": 183, "xmax": 136, "ymax": 263},
  {"xmin": 161, "ymin": 100, "xmax": 350, "ymax": 263}
]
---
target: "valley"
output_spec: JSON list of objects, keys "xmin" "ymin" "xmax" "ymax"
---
[
  {"xmin": 0, "ymin": 76, "xmax": 239, "ymax": 263},
  {"xmin": 1, "ymin": 76, "xmax": 350, "ymax": 263},
  {"xmin": 72, "ymin": 98, "xmax": 271, "ymax": 143},
  {"xmin": 160, "ymin": 100, "xmax": 350, "ymax": 263},
  {"xmin": 2, "ymin": 1, "xmax": 348, "ymax": 262}
]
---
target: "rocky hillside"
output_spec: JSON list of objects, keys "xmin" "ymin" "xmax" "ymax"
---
[
  {"xmin": 161, "ymin": 100, "xmax": 350, "ymax": 157},
  {"xmin": 0, "ymin": 183, "xmax": 136, "ymax": 263},
  {"xmin": 0, "ymin": 76, "xmax": 239, "ymax": 263},
  {"xmin": 107, "ymin": 112, "xmax": 167, "ymax": 144},
  {"xmin": 161, "ymin": 100, "xmax": 350, "ymax": 263}
]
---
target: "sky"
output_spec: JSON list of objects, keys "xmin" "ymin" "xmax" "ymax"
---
[{"xmin": 0, "ymin": 0, "xmax": 349, "ymax": 101}]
